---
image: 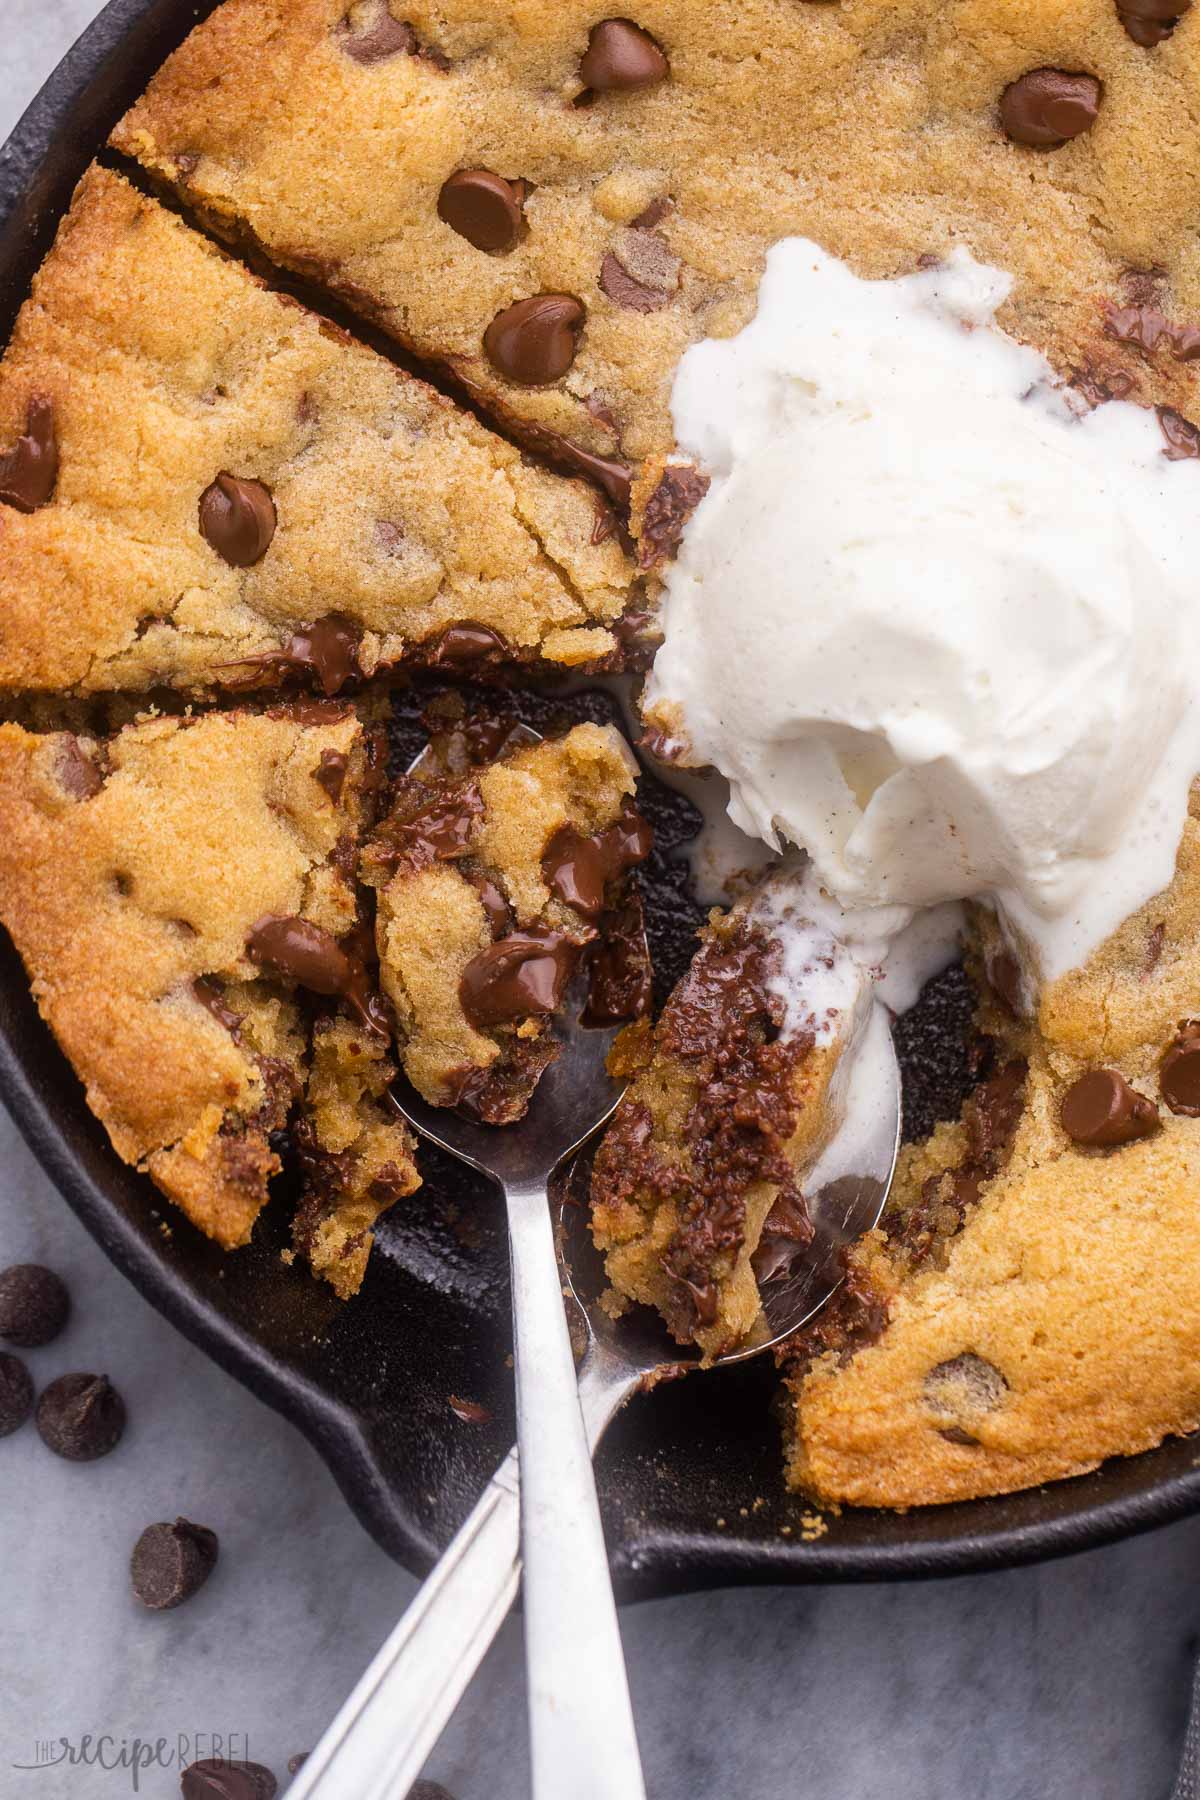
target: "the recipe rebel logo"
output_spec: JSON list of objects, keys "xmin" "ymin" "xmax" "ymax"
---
[{"xmin": 12, "ymin": 1732, "xmax": 256, "ymax": 1791}]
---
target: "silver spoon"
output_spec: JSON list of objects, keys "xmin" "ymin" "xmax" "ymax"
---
[{"xmin": 290, "ymin": 775, "xmax": 901, "ymax": 1800}]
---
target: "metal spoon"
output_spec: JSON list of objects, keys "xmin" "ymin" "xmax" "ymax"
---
[{"xmin": 289, "ymin": 717, "xmax": 902, "ymax": 1798}]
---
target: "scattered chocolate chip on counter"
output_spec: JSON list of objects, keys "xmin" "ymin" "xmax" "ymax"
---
[
  {"xmin": 35, "ymin": 1371, "xmax": 126, "ymax": 1461},
  {"xmin": 0, "ymin": 1262, "xmax": 70, "ymax": 1347},
  {"xmin": 131, "ymin": 1517, "xmax": 219, "ymax": 1610},
  {"xmin": 1061, "ymin": 1068, "xmax": 1160, "ymax": 1147},
  {"xmin": 999, "ymin": 68, "xmax": 1102, "ymax": 147},
  {"xmin": 0, "ymin": 1351, "xmax": 33, "ymax": 1436},
  {"xmin": 180, "ymin": 1758, "xmax": 277, "ymax": 1800}
]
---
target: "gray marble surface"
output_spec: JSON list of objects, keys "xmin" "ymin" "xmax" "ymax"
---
[{"xmin": 1, "ymin": 8, "xmax": 1199, "ymax": 1797}]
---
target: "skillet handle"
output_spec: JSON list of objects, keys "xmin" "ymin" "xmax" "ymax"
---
[{"xmin": 287, "ymin": 1447, "xmax": 521, "ymax": 1800}]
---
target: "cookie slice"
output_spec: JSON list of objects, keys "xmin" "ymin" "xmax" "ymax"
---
[
  {"xmin": 590, "ymin": 870, "xmax": 871, "ymax": 1363},
  {"xmin": 114, "ymin": 0, "xmax": 1200, "ymax": 519},
  {"xmin": 366, "ymin": 705, "xmax": 651, "ymax": 1123},
  {"xmin": 0, "ymin": 164, "xmax": 633, "ymax": 694},
  {"xmin": 0, "ymin": 706, "xmax": 417, "ymax": 1289}
]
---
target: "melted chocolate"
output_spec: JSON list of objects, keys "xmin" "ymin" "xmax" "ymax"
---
[
  {"xmin": 315, "ymin": 749, "xmax": 349, "ymax": 804},
  {"xmin": 542, "ymin": 804, "xmax": 654, "ymax": 917},
  {"xmin": 372, "ymin": 779, "xmax": 484, "ymax": 873},
  {"xmin": 246, "ymin": 915, "xmax": 389, "ymax": 1040},
  {"xmin": 225, "ymin": 616, "xmax": 363, "ymax": 695},
  {"xmin": 583, "ymin": 895, "xmax": 653, "ymax": 1026},
  {"xmin": 0, "ymin": 394, "xmax": 58, "ymax": 513},
  {"xmin": 193, "ymin": 978, "xmax": 245, "ymax": 1041},
  {"xmin": 459, "ymin": 927, "xmax": 583, "ymax": 1026}
]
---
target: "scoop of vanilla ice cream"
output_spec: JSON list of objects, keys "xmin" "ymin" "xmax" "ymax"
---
[{"xmin": 647, "ymin": 241, "xmax": 1200, "ymax": 979}]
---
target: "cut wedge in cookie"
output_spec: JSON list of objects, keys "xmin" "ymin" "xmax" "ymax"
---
[
  {"xmin": 114, "ymin": 0, "xmax": 1200, "ymax": 518},
  {"xmin": 0, "ymin": 165, "xmax": 634, "ymax": 695},
  {"xmin": 365, "ymin": 700, "xmax": 652, "ymax": 1123},
  {"xmin": 0, "ymin": 705, "xmax": 417, "ymax": 1296},
  {"xmin": 590, "ymin": 868, "xmax": 873, "ymax": 1363}
]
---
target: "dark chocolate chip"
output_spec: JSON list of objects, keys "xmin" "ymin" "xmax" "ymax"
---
[
  {"xmin": 0, "ymin": 1263, "xmax": 70, "ymax": 1347},
  {"xmin": 1159, "ymin": 406, "xmax": 1200, "ymax": 459},
  {"xmin": 438, "ymin": 170, "xmax": 527, "ymax": 252},
  {"xmin": 1060, "ymin": 1068, "xmax": 1160, "ymax": 1146},
  {"xmin": 194, "ymin": 978, "xmax": 245, "ymax": 1039},
  {"xmin": 0, "ymin": 394, "xmax": 59, "ymax": 512},
  {"xmin": 999, "ymin": 69, "xmax": 1102, "ymax": 147},
  {"xmin": 315, "ymin": 749, "xmax": 349, "ymax": 804},
  {"xmin": 36, "ymin": 1372, "xmax": 126, "ymax": 1461},
  {"xmin": 483, "ymin": 294, "xmax": 586, "ymax": 385},
  {"xmin": 338, "ymin": 2, "xmax": 416, "ymax": 62},
  {"xmin": 131, "ymin": 1518, "xmax": 219, "ymax": 1610},
  {"xmin": 459, "ymin": 928, "xmax": 583, "ymax": 1025},
  {"xmin": 924, "ymin": 1352, "xmax": 1008, "ymax": 1446},
  {"xmin": 600, "ymin": 227, "xmax": 680, "ymax": 312},
  {"xmin": 180, "ymin": 1759, "xmax": 277, "ymax": 1800},
  {"xmin": 1161, "ymin": 1020, "xmax": 1200, "ymax": 1114},
  {"xmin": 199, "ymin": 474, "xmax": 277, "ymax": 567},
  {"xmin": 225, "ymin": 615, "xmax": 363, "ymax": 695},
  {"xmin": 1117, "ymin": 0, "xmax": 1191, "ymax": 42},
  {"xmin": 429, "ymin": 623, "xmax": 510, "ymax": 664},
  {"xmin": 471, "ymin": 874, "xmax": 512, "ymax": 935},
  {"xmin": 56, "ymin": 735, "xmax": 103, "ymax": 800},
  {"xmin": 579, "ymin": 18, "xmax": 670, "ymax": 91},
  {"xmin": 0, "ymin": 1352, "xmax": 33, "ymax": 1436},
  {"xmin": 985, "ymin": 947, "xmax": 1024, "ymax": 1015},
  {"xmin": 583, "ymin": 894, "xmax": 653, "ymax": 1025},
  {"xmin": 542, "ymin": 805, "xmax": 653, "ymax": 917}
]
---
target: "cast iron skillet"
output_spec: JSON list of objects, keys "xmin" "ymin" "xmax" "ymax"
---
[{"xmin": 4, "ymin": 0, "xmax": 1200, "ymax": 1594}]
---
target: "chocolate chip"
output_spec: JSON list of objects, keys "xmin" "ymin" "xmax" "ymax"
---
[
  {"xmin": 225, "ymin": 615, "xmax": 363, "ymax": 694},
  {"xmin": 999, "ymin": 69, "xmax": 1101, "ymax": 147},
  {"xmin": 429, "ymin": 622, "xmax": 510, "ymax": 664},
  {"xmin": 483, "ymin": 294, "xmax": 586, "ymax": 386},
  {"xmin": 373, "ymin": 784, "xmax": 484, "ymax": 871},
  {"xmin": 0, "ymin": 1263, "xmax": 69, "ymax": 1347},
  {"xmin": 180, "ymin": 1760, "xmax": 277, "ymax": 1800},
  {"xmin": 0, "ymin": 1352, "xmax": 33, "ymax": 1436},
  {"xmin": 199, "ymin": 474, "xmax": 277, "ymax": 567},
  {"xmin": 338, "ymin": 1, "xmax": 416, "ymax": 62},
  {"xmin": 1158, "ymin": 406, "xmax": 1200, "ymax": 459},
  {"xmin": 923, "ymin": 1352, "xmax": 1008, "ymax": 1446},
  {"xmin": 247, "ymin": 916, "xmax": 389, "ymax": 1041},
  {"xmin": 286, "ymin": 1755, "xmax": 309, "ymax": 1777},
  {"xmin": 542, "ymin": 805, "xmax": 653, "ymax": 917},
  {"xmin": 470, "ymin": 873, "xmax": 512, "ymax": 934},
  {"xmin": 315, "ymin": 749, "xmax": 348, "ymax": 804},
  {"xmin": 638, "ymin": 463, "xmax": 710, "ymax": 569},
  {"xmin": 1160, "ymin": 1020, "xmax": 1200, "ymax": 1114},
  {"xmin": 0, "ymin": 394, "xmax": 59, "ymax": 513},
  {"xmin": 36, "ymin": 1372, "xmax": 126, "ymax": 1461},
  {"xmin": 56, "ymin": 735, "xmax": 103, "ymax": 800},
  {"xmin": 1061, "ymin": 1068, "xmax": 1160, "ymax": 1146},
  {"xmin": 131, "ymin": 1518, "xmax": 219, "ymax": 1610},
  {"xmin": 438, "ymin": 170, "xmax": 527, "ymax": 252},
  {"xmin": 459, "ymin": 928, "xmax": 583, "ymax": 1026},
  {"xmin": 1118, "ymin": 0, "xmax": 1191, "ymax": 43},
  {"xmin": 600, "ymin": 227, "xmax": 680, "ymax": 313},
  {"xmin": 579, "ymin": 19, "xmax": 670, "ymax": 91}
]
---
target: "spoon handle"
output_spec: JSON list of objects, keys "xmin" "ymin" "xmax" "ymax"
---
[
  {"xmin": 505, "ymin": 1172, "xmax": 647, "ymax": 1800},
  {"xmin": 285, "ymin": 1453, "xmax": 521, "ymax": 1800}
]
